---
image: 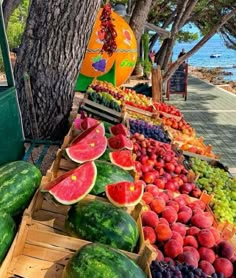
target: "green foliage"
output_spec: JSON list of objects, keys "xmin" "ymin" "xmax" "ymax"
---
[
  {"xmin": 6, "ymin": 0, "xmax": 29, "ymax": 49},
  {"xmin": 176, "ymin": 31, "xmax": 199, "ymax": 43}
]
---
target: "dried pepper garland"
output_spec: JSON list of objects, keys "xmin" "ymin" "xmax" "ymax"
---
[{"xmin": 100, "ymin": 3, "xmax": 117, "ymax": 56}]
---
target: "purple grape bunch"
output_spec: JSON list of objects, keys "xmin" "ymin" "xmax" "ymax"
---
[{"xmin": 129, "ymin": 119, "xmax": 170, "ymax": 143}]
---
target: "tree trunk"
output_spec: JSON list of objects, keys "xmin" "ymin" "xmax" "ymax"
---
[
  {"xmin": 14, "ymin": 0, "xmax": 101, "ymax": 139},
  {"xmin": 2, "ymin": 0, "xmax": 22, "ymax": 28},
  {"xmin": 163, "ymin": 8, "xmax": 236, "ymax": 82},
  {"xmin": 129, "ymin": 0, "xmax": 153, "ymax": 47}
]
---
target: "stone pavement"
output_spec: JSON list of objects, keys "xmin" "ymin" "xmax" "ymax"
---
[{"xmin": 166, "ymin": 75, "xmax": 236, "ymax": 168}]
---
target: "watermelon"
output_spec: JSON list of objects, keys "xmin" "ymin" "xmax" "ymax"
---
[
  {"xmin": 0, "ymin": 161, "xmax": 42, "ymax": 216},
  {"xmin": 80, "ymin": 117, "xmax": 100, "ymax": 131},
  {"xmin": 42, "ymin": 162, "xmax": 97, "ymax": 205},
  {"xmin": 90, "ymin": 161, "xmax": 134, "ymax": 195},
  {"xmin": 108, "ymin": 134, "xmax": 133, "ymax": 151},
  {"xmin": 66, "ymin": 135, "xmax": 107, "ymax": 163},
  {"xmin": 65, "ymin": 200, "xmax": 139, "ymax": 252},
  {"xmin": 109, "ymin": 150, "xmax": 134, "ymax": 170},
  {"xmin": 110, "ymin": 123, "xmax": 130, "ymax": 137},
  {"xmin": 70, "ymin": 123, "xmax": 105, "ymax": 146},
  {"xmin": 63, "ymin": 243, "xmax": 147, "ymax": 278},
  {"xmin": 106, "ymin": 181, "xmax": 144, "ymax": 207},
  {"xmin": 0, "ymin": 213, "xmax": 15, "ymax": 264}
]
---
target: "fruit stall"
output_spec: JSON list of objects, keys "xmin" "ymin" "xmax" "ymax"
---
[{"xmin": 1, "ymin": 4, "xmax": 236, "ymax": 278}]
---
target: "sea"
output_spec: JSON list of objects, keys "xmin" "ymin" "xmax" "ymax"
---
[{"xmin": 153, "ymin": 29, "xmax": 236, "ymax": 81}]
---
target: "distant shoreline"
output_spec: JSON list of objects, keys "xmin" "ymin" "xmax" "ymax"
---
[{"xmin": 188, "ymin": 65, "xmax": 236, "ymax": 94}]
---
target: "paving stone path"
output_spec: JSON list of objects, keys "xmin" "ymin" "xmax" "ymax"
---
[{"xmin": 167, "ymin": 75, "xmax": 236, "ymax": 168}]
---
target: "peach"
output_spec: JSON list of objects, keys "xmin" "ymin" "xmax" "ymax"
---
[
  {"xmin": 155, "ymin": 223, "xmax": 172, "ymax": 242},
  {"xmin": 192, "ymin": 207, "xmax": 204, "ymax": 215},
  {"xmin": 180, "ymin": 194, "xmax": 191, "ymax": 205},
  {"xmin": 187, "ymin": 226, "xmax": 200, "ymax": 236},
  {"xmin": 157, "ymin": 192, "xmax": 169, "ymax": 203},
  {"xmin": 159, "ymin": 217, "xmax": 169, "ymax": 225},
  {"xmin": 217, "ymin": 240, "xmax": 234, "ymax": 260},
  {"xmin": 163, "ymin": 189, "xmax": 174, "ymax": 200},
  {"xmin": 177, "ymin": 206, "xmax": 192, "ymax": 224},
  {"xmin": 141, "ymin": 211, "xmax": 159, "ymax": 228},
  {"xmin": 183, "ymin": 246, "xmax": 200, "ymax": 261},
  {"xmin": 188, "ymin": 199, "xmax": 206, "ymax": 210},
  {"xmin": 183, "ymin": 235, "xmax": 198, "ymax": 248},
  {"xmin": 164, "ymin": 239, "xmax": 183, "ymax": 258},
  {"xmin": 197, "ymin": 229, "xmax": 215, "ymax": 248},
  {"xmin": 178, "ymin": 251, "xmax": 198, "ymax": 267},
  {"xmin": 210, "ymin": 227, "xmax": 221, "ymax": 243},
  {"xmin": 156, "ymin": 249, "xmax": 164, "ymax": 261},
  {"xmin": 162, "ymin": 206, "xmax": 178, "ymax": 224},
  {"xmin": 198, "ymin": 247, "xmax": 216, "ymax": 263},
  {"xmin": 142, "ymin": 192, "xmax": 153, "ymax": 204},
  {"xmin": 191, "ymin": 214, "xmax": 212, "ymax": 229},
  {"xmin": 166, "ymin": 200, "xmax": 179, "ymax": 212},
  {"xmin": 173, "ymin": 196, "xmax": 186, "ymax": 208},
  {"xmin": 143, "ymin": 226, "xmax": 156, "ymax": 244},
  {"xmin": 171, "ymin": 231, "xmax": 184, "ymax": 245},
  {"xmin": 164, "ymin": 257, "xmax": 175, "ymax": 265},
  {"xmin": 150, "ymin": 197, "xmax": 166, "ymax": 214},
  {"xmin": 171, "ymin": 222, "xmax": 187, "ymax": 237},
  {"xmin": 199, "ymin": 260, "xmax": 215, "ymax": 275},
  {"xmin": 214, "ymin": 258, "xmax": 233, "ymax": 278},
  {"xmin": 204, "ymin": 211, "xmax": 214, "ymax": 225},
  {"xmin": 145, "ymin": 184, "xmax": 159, "ymax": 198}
]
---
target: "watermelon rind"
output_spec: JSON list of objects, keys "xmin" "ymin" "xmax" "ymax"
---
[
  {"xmin": 62, "ymin": 243, "xmax": 147, "ymax": 278},
  {"xmin": 105, "ymin": 181, "xmax": 144, "ymax": 208},
  {"xmin": 66, "ymin": 136, "xmax": 107, "ymax": 163},
  {"xmin": 0, "ymin": 213, "xmax": 15, "ymax": 264},
  {"xmin": 65, "ymin": 200, "xmax": 139, "ymax": 252},
  {"xmin": 90, "ymin": 161, "xmax": 134, "ymax": 195},
  {"xmin": 109, "ymin": 150, "xmax": 134, "ymax": 170},
  {"xmin": 48, "ymin": 161, "xmax": 97, "ymax": 205},
  {"xmin": 0, "ymin": 161, "xmax": 42, "ymax": 217}
]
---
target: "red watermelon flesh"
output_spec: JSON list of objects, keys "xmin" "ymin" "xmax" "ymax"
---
[
  {"xmin": 105, "ymin": 180, "xmax": 145, "ymax": 207},
  {"xmin": 81, "ymin": 117, "xmax": 100, "ymax": 131},
  {"xmin": 107, "ymin": 134, "xmax": 133, "ymax": 151},
  {"xmin": 109, "ymin": 150, "xmax": 134, "ymax": 170},
  {"xmin": 110, "ymin": 123, "xmax": 130, "ymax": 137},
  {"xmin": 47, "ymin": 161, "xmax": 97, "ymax": 205},
  {"xmin": 71, "ymin": 123, "xmax": 105, "ymax": 146},
  {"xmin": 66, "ymin": 135, "xmax": 107, "ymax": 163}
]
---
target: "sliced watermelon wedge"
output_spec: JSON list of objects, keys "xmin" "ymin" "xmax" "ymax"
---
[
  {"xmin": 71, "ymin": 123, "xmax": 105, "ymax": 146},
  {"xmin": 110, "ymin": 123, "xmax": 130, "ymax": 137},
  {"xmin": 81, "ymin": 117, "xmax": 100, "ymax": 131},
  {"xmin": 66, "ymin": 135, "xmax": 107, "ymax": 163},
  {"xmin": 43, "ymin": 161, "xmax": 97, "ymax": 205},
  {"xmin": 109, "ymin": 150, "xmax": 134, "ymax": 170},
  {"xmin": 105, "ymin": 180, "xmax": 145, "ymax": 207},
  {"xmin": 108, "ymin": 134, "xmax": 133, "ymax": 151}
]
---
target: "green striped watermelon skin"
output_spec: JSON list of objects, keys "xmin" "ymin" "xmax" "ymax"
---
[
  {"xmin": 63, "ymin": 243, "xmax": 147, "ymax": 278},
  {"xmin": 0, "ymin": 213, "xmax": 15, "ymax": 263},
  {"xmin": 0, "ymin": 161, "xmax": 42, "ymax": 216},
  {"xmin": 90, "ymin": 161, "xmax": 134, "ymax": 195},
  {"xmin": 65, "ymin": 200, "xmax": 139, "ymax": 252}
]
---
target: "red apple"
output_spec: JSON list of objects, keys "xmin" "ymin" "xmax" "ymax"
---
[
  {"xmin": 165, "ymin": 163, "xmax": 175, "ymax": 173},
  {"xmin": 143, "ymin": 171, "xmax": 157, "ymax": 184},
  {"xmin": 154, "ymin": 178, "xmax": 165, "ymax": 189},
  {"xmin": 165, "ymin": 181, "xmax": 176, "ymax": 192}
]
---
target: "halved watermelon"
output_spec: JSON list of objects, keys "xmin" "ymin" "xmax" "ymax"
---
[
  {"xmin": 44, "ymin": 162, "xmax": 97, "ymax": 205},
  {"xmin": 105, "ymin": 180, "xmax": 145, "ymax": 207},
  {"xmin": 71, "ymin": 123, "xmax": 105, "ymax": 146},
  {"xmin": 66, "ymin": 135, "xmax": 107, "ymax": 163},
  {"xmin": 109, "ymin": 150, "xmax": 134, "ymax": 170},
  {"xmin": 81, "ymin": 117, "xmax": 100, "ymax": 131},
  {"xmin": 110, "ymin": 123, "xmax": 130, "ymax": 137},
  {"xmin": 108, "ymin": 134, "xmax": 133, "ymax": 151}
]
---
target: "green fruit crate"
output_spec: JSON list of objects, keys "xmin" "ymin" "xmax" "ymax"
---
[{"xmin": 0, "ymin": 214, "xmax": 154, "ymax": 278}]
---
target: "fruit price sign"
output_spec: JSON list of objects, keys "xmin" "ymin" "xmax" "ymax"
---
[{"xmin": 166, "ymin": 63, "xmax": 188, "ymax": 101}]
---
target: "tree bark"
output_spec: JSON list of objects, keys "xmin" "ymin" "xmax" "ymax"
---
[
  {"xmin": 129, "ymin": 0, "xmax": 153, "ymax": 47},
  {"xmin": 163, "ymin": 8, "xmax": 236, "ymax": 82},
  {"xmin": 14, "ymin": 0, "xmax": 101, "ymax": 139},
  {"xmin": 2, "ymin": 0, "xmax": 22, "ymax": 28}
]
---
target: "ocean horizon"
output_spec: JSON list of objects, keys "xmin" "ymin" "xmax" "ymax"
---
[{"xmin": 153, "ymin": 32, "xmax": 236, "ymax": 81}]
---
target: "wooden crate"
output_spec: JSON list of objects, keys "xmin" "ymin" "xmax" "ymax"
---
[{"xmin": 0, "ymin": 215, "xmax": 154, "ymax": 278}]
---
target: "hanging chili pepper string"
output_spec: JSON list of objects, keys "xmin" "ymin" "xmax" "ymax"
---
[{"xmin": 99, "ymin": 3, "xmax": 117, "ymax": 56}]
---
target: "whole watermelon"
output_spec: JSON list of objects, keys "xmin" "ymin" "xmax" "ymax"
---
[
  {"xmin": 0, "ymin": 161, "xmax": 42, "ymax": 216},
  {"xmin": 65, "ymin": 200, "xmax": 139, "ymax": 252},
  {"xmin": 0, "ymin": 213, "xmax": 15, "ymax": 264},
  {"xmin": 63, "ymin": 243, "xmax": 147, "ymax": 278}
]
